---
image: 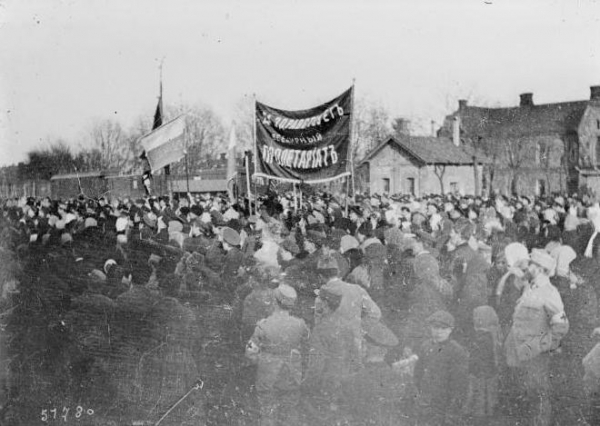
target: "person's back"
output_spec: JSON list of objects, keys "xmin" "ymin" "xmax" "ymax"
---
[
  {"xmin": 317, "ymin": 277, "xmax": 381, "ymax": 325},
  {"xmin": 340, "ymin": 319, "xmax": 406, "ymax": 425},
  {"xmin": 247, "ymin": 284, "xmax": 309, "ymax": 426},
  {"xmin": 241, "ymin": 284, "xmax": 276, "ymax": 342}
]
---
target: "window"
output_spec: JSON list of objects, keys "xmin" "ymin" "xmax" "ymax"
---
[
  {"xmin": 406, "ymin": 177, "xmax": 415, "ymax": 196},
  {"xmin": 537, "ymin": 179, "xmax": 546, "ymax": 197},
  {"xmin": 597, "ymin": 119, "xmax": 600, "ymax": 130},
  {"xmin": 597, "ymin": 137, "xmax": 600, "ymax": 164},
  {"xmin": 132, "ymin": 180, "xmax": 138, "ymax": 190},
  {"xmin": 450, "ymin": 182, "xmax": 458, "ymax": 193},
  {"xmin": 382, "ymin": 178, "xmax": 390, "ymax": 194},
  {"xmin": 536, "ymin": 142, "xmax": 547, "ymax": 165}
]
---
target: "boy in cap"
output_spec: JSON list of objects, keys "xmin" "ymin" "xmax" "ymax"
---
[
  {"xmin": 444, "ymin": 218, "xmax": 489, "ymax": 341},
  {"xmin": 414, "ymin": 310, "xmax": 469, "ymax": 426},
  {"xmin": 246, "ymin": 283, "xmax": 309, "ymax": 426},
  {"xmin": 340, "ymin": 319, "xmax": 408, "ymax": 425},
  {"xmin": 220, "ymin": 226, "xmax": 245, "ymax": 290}
]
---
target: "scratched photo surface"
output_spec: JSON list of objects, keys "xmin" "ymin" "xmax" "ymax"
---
[{"xmin": 2, "ymin": 1, "xmax": 600, "ymax": 425}]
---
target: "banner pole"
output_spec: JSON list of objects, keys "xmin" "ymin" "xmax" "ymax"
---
[
  {"xmin": 349, "ymin": 80, "xmax": 357, "ymax": 202},
  {"xmin": 293, "ymin": 183, "xmax": 298, "ymax": 213},
  {"xmin": 252, "ymin": 93, "xmax": 258, "ymax": 216},
  {"xmin": 245, "ymin": 152, "xmax": 252, "ymax": 216},
  {"xmin": 345, "ymin": 175, "xmax": 350, "ymax": 216}
]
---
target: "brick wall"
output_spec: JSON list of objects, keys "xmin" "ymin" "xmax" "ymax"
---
[{"xmin": 366, "ymin": 144, "xmax": 482, "ymax": 196}]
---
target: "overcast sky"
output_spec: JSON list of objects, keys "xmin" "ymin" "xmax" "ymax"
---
[{"xmin": 1, "ymin": 0, "xmax": 599, "ymax": 166}]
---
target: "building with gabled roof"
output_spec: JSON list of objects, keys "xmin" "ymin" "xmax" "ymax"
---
[
  {"xmin": 439, "ymin": 86, "xmax": 600, "ymax": 196},
  {"xmin": 358, "ymin": 136, "xmax": 486, "ymax": 196}
]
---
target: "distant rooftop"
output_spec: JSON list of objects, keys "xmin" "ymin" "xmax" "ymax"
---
[{"xmin": 361, "ymin": 136, "xmax": 487, "ymax": 166}]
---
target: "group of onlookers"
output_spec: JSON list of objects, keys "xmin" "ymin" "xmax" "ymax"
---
[{"xmin": 3, "ymin": 190, "xmax": 600, "ymax": 425}]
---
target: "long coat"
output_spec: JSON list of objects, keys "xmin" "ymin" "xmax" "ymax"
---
[
  {"xmin": 248, "ymin": 310, "xmax": 309, "ymax": 392},
  {"xmin": 414, "ymin": 338, "xmax": 469, "ymax": 425},
  {"xmin": 445, "ymin": 243, "xmax": 490, "ymax": 337}
]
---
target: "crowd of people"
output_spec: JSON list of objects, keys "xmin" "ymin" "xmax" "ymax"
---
[{"xmin": 2, "ymin": 189, "xmax": 600, "ymax": 425}]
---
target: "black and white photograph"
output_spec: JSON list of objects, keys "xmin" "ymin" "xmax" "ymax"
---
[{"xmin": 1, "ymin": 0, "xmax": 600, "ymax": 425}]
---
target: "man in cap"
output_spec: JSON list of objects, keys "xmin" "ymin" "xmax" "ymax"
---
[
  {"xmin": 340, "ymin": 319, "xmax": 407, "ymax": 425},
  {"xmin": 504, "ymin": 249, "xmax": 568, "ymax": 426},
  {"xmin": 347, "ymin": 205, "xmax": 364, "ymax": 236},
  {"xmin": 246, "ymin": 283, "xmax": 309, "ymax": 426},
  {"xmin": 397, "ymin": 236, "xmax": 451, "ymax": 354},
  {"xmin": 314, "ymin": 250, "xmax": 381, "ymax": 369},
  {"xmin": 443, "ymin": 218, "xmax": 489, "ymax": 341},
  {"xmin": 220, "ymin": 226, "xmax": 245, "ymax": 294},
  {"xmin": 414, "ymin": 310, "xmax": 469, "ymax": 426}
]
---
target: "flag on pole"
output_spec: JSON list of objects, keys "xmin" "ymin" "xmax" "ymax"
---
[
  {"xmin": 226, "ymin": 126, "xmax": 238, "ymax": 203},
  {"xmin": 153, "ymin": 81, "xmax": 164, "ymax": 131},
  {"xmin": 140, "ymin": 115, "xmax": 187, "ymax": 172},
  {"xmin": 139, "ymin": 81, "xmax": 164, "ymax": 167}
]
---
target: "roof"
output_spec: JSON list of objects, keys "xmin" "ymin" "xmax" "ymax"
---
[
  {"xmin": 361, "ymin": 136, "xmax": 485, "ymax": 166},
  {"xmin": 50, "ymin": 171, "xmax": 105, "ymax": 180},
  {"xmin": 443, "ymin": 100, "xmax": 590, "ymax": 139},
  {"xmin": 170, "ymin": 179, "xmax": 228, "ymax": 193}
]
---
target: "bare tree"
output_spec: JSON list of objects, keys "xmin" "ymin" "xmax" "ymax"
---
[
  {"xmin": 73, "ymin": 149, "xmax": 103, "ymax": 173},
  {"xmin": 232, "ymin": 95, "xmax": 255, "ymax": 155},
  {"xmin": 19, "ymin": 140, "xmax": 75, "ymax": 180},
  {"xmin": 434, "ymin": 164, "xmax": 447, "ymax": 194},
  {"xmin": 504, "ymin": 137, "xmax": 529, "ymax": 195},
  {"xmin": 87, "ymin": 119, "xmax": 129, "ymax": 171},
  {"xmin": 165, "ymin": 103, "xmax": 226, "ymax": 174},
  {"xmin": 352, "ymin": 97, "xmax": 391, "ymax": 159}
]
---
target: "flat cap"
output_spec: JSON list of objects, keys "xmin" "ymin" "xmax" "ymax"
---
[
  {"xmin": 221, "ymin": 226, "xmax": 241, "ymax": 246},
  {"xmin": 427, "ymin": 310, "xmax": 455, "ymax": 328},
  {"xmin": 274, "ymin": 283, "xmax": 297, "ymax": 307}
]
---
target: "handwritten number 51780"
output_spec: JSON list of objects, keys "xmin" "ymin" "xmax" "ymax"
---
[{"xmin": 41, "ymin": 406, "xmax": 94, "ymax": 422}]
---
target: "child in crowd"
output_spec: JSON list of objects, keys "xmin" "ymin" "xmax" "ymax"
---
[
  {"xmin": 464, "ymin": 305, "xmax": 502, "ymax": 424},
  {"xmin": 414, "ymin": 310, "xmax": 469, "ymax": 426}
]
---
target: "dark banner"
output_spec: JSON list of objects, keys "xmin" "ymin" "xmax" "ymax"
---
[{"xmin": 254, "ymin": 87, "xmax": 352, "ymax": 184}]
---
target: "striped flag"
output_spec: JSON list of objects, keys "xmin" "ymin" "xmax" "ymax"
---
[{"xmin": 140, "ymin": 115, "xmax": 187, "ymax": 172}]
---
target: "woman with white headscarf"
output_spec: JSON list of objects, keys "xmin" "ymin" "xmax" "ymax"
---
[{"xmin": 494, "ymin": 242, "xmax": 530, "ymax": 334}]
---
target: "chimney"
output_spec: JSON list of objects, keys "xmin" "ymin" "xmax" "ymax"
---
[
  {"xmin": 520, "ymin": 93, "xmax": 534, "ymax": 107},
  {"xmin": 591, "ymin": 86, "xmax": 600, "ymax": 101},
  {"xmin": 394, "ymin": 118, "xmax": 410, "ymax": 136},
  {"xmin": 220, "ymin": 153, "xmax": 226, "ymax": 162},
  {"xmin": 431, "ymin": 120, "xmax": 436, "ymax": 137},
  {"xmin": 452, "ymin": 116, "xmax": 460, "ymax": 147},
  {"xmin": 458, "ymin": 99, "xmax": 467, "ymax": 110}
]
